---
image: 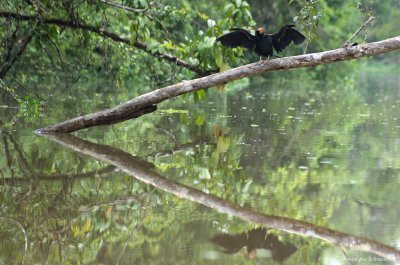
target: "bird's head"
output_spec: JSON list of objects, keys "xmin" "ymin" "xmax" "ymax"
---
[{"xmin": 255, "ymin": 27, "xmax": 266, "ymax": 36}]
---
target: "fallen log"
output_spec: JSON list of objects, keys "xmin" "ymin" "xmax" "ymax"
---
[{"xmin": 37, "ymin": 35, "xmax": 400, "ymax": 133}]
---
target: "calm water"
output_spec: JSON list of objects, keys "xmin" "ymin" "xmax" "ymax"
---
[{"xmin": 1, "ymin": 62, "xmax": 400, "ymax": 264}]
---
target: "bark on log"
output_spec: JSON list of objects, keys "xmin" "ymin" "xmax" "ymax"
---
[
  {"xmin": 36, "ymin": 35, "xmax": 400, "ymax": 133},
  {"xmin": 0, "ymin": 11, "xmax": 215, "ymax": 76}
]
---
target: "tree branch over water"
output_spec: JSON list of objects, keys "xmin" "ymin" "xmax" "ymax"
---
[
  {"xmin": 0, "ymin": 11, "xmax": 214, "ymax": 77},
  {"xmin": 39, "ymin": 132, "xmax": 400, "ymax": 263},
  {"xmin": 36, "ymin": 35, "xmax": 400, "ymax": 133},
  {"xmin": 0, "ymin": 31, "xmax": 33, "ymax": 79}
]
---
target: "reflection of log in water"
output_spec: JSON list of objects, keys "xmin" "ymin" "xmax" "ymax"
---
[{"xmin": 39, "ymin": 132, "xmax": 400, "ymax": 263}]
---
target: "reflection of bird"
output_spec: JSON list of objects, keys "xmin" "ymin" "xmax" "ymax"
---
[
  {"xmin": 211, "ymin": 228, "xmax": 297, "ymax": 262},
  {"xmin": 217, "ymin": 25, "xmax": 306, "ymax": 58}
]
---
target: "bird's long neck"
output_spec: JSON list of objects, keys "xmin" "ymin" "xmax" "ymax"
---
[{"xmin": 255, "ymin": 32, "xmax": 265, "ymax": 40}]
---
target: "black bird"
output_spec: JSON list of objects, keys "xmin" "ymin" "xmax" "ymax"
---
[{"xmin": 216, "ymin": 24, "xmax": 306, "ymax": 58}]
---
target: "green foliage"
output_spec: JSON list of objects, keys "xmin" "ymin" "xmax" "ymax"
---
[
  {"xmin": 0, "ymin": 1, "xmax": 399, "ymax": 264},
  {"xmin": 290, "ymin": 0, "xmax": 323, "ymax": 51},
  {"xmin": 0, "ymin": 0, "xmax": 397, "ymax": 112}
]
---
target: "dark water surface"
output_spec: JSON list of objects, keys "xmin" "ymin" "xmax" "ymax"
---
[{"xmin": 1, "ymin": 63, "xmax": 400, "ymax": 264}]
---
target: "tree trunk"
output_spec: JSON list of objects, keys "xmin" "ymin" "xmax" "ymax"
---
[{"xmin": 37, "ymin": 35, "xmax": 400, "ymax": 133}]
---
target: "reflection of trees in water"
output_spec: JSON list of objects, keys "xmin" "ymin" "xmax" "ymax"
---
[
  {"xmin": 38, "ymin": 133, "xmax": 400, "ymax": 263},
  {"xmin": 0, "ymin": 131, "xmax": 145, "ymax": 264},
  {"xmin": 1, "ymin": 127, "xmax": 400, "ymax": 263},
  {"xmin": 2, "ymin": 80, "xmax": 400, "ymax": 263}
]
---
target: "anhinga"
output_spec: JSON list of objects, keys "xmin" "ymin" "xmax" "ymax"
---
[{"xmin": 216, "ymin": 24, "xmax": 306, "ymax": 58}]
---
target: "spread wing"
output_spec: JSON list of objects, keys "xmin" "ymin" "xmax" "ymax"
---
[
  {"xmin": 270, "ymin": 25, "xmax": 306, "ymax": 53},
  {"xmin": 216, "ymin": 28, "xmax": 256, "ymax": 50}
]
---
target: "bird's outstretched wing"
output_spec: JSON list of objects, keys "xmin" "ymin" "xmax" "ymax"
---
[
  {"xmin": 270, "ymin": 25, "xmax": 306, "ymax": 53},
  {"xmin": 216, "ymin": 28, "xmax": 256, "ymax": 50}
]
